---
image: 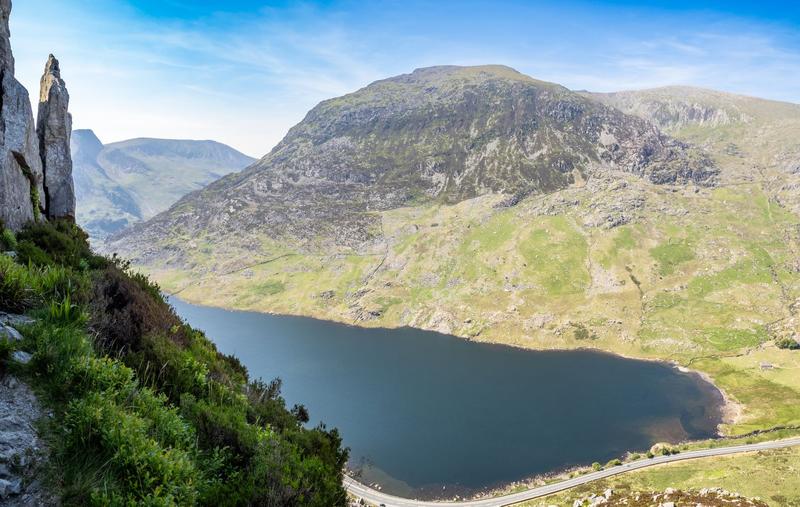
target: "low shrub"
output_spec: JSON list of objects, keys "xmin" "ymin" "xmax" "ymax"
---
[
  {"xmin": 776, "ymin": 337, "xmax": 800, "ymax": 350},
  {"xmin": 15, "ymin": 220, "xmax": 104, "ymax": 270},
  {"xmin": 63, "ymin": 392, "xmax": 199, "ymax": 506},
  {"xmin": 0, "ymin": 337, "xmax": 14, "ymax": 373},
  {"xmin": 89, "ymin": 264, "xmax": 179, "ymax": 353},
  {"xmin": 1, "ymin": 228, "xmax": 17, "ymax": 251}
]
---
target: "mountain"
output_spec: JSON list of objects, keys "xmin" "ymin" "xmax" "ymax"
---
[
  {"xmin": 72, "ymin": 130, "xmax": 255, "ymax": 239},
  {"xmin": 583, "ymin": 86, "xmax": 800, "ymax": 179},
  {"xmin": 109, "ymin": 65, "xmax": 714, "ymax": 260},
  {"xmin": 105, "ymin": 70, "xmax": 800, "ymax": 439}
]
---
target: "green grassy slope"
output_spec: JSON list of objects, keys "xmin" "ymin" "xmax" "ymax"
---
[{"xmin": 0, "ymin": 221, "xmax": 347, "ymax": 506}]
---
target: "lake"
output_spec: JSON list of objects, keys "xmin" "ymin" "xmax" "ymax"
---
[{"xmin": 169, "ymin": 297, "xmax": 724, "ymax": 499}]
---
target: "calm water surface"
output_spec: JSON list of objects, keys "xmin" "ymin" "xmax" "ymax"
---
[{"xmin": 170, "ymin": 297, "xmax": 723, "ymax": 498}]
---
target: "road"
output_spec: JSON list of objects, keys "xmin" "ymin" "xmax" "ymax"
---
[{"xmin": 344, "ymin": 437, "xmax": 800, "ymax": 507}]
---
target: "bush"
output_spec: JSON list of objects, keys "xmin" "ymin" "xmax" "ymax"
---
[
  {"xmin": 15, "ymin": 220, "xmax": 104, "ymax": 270},
  {"xmin": 572, "ymin": 323, "xmax": 598, "ymax": 341},
  {"xmin": 16, "ymin": 220, "xmax": 348, "ymax": 505},
  {"xmin": 0, "ymin": 337, "xmax": 14, "ymax": 373},
  {"xmin": 1, "ymin": 228, "xmax": 17, "ymax": 251},
  {"xmin": 776, "ymin": 337, "xmax": 800, "ymax": 350},
  {"xmin": 606, "ymin": 458, "xmax": 622, "ymax": 467},
  {"xmin": 574, "ymin": 325, "xmax": 590, "ymax": 340},
  {"xmin": 591, "ymin": 462, "xmax": 602, "ymax": 471},
  {"xmin": 89, "ymin": 265, "xmax": 179, "ymax": 353}
]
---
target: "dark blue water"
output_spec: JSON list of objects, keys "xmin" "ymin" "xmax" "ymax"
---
[{"xmin": 170, "ymin": 297, "xmax": 723, "ymax": 498}]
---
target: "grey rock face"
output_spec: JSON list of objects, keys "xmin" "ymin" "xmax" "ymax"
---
[
  {"xmin": 0, "ymin": 312, "xmax": 34, "ymax": 328},
  {"xmin": 0, "ymin": 375, "xmax": 53, "ymax": 506},
  {"xmin": 0, "ymin": 0, "xmax": 12, "ymax": 74},
  {"xmin": 38, "ymin": 54, "xmax": 75, "ymax": 220},
  {"xmin": 0, "ymin": 0, "xmax": 48, "ymax": 231},
  {"xmin": 10, "ymin": 350, "xmax": 30, "ymax": 364},
  {"xmin": 1, "ymin": 71, "xmax": 46, "ymax": 229}
]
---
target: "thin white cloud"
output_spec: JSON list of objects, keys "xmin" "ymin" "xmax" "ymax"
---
[{"xmin": 9, "ymin": 0, "xmax": 800, "ymax": 158}]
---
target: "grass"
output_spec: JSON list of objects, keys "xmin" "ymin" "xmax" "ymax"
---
[
  {"xmin": 145, "ymin": 182, "xmax": 800, "ymax": 441},
  {"xmin": 253, "ymin": 280, "xmax": 286, "ymax": 296},
  {"xmin": 521, "ymin": 446, "xmax": 800, "ymax": 507},
  {"xmin": 650, "ymin": 240, "xmax": 695, "ymax": 276},
  {"xmin": 518, "ymin": 216, "xmax": 590, "ymax": 295}
]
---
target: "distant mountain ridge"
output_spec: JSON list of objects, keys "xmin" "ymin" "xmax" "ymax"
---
[{"xmin": 72, "ymin": 130, "xmax": 254, "ymax": 239}]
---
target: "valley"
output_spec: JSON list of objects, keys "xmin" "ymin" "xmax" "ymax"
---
[
  {"xmin": 169, "ymin": 296, "xmax": 726, "ymax": 500},
  {"xmin": 3, "ymin": 1, "xmax": 799, "ymax": 505},
  {"xmin": 107, "ymin": 66, "xmax": 800, "ymax": 504}
]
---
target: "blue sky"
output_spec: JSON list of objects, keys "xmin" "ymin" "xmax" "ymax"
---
[{"xmin": 10, "ymin": 0, "xmax": 800, "ymax": 157}]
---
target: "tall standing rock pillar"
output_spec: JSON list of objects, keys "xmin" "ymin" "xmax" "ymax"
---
[{"xmin": 37, "ymin": 54, "xmax": 75, "ymax": 220}]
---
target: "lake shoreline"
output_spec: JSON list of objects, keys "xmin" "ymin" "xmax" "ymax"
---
[
  {"xmin": 169, "ymin": 295, "xmax": 737, "ymax": 501},
  {"xmin": 168, "ymin": 294, "xmax": 740, "ymax": 435}
]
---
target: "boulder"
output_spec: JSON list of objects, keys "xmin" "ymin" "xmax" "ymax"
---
[
  {"xmin": 0, "ymin": 312, "xmax": 34, "ymax": 327},
  {"xmin": 37, "ymin": 54, "xmax": 75, "ymax": 220},
  {"xmin": 10, "ymin": 350, "xmax": 30, "ymax": 364},
  {"xmin": 0, "ymin": 323, "xmax": 22, "ymax": 342}
]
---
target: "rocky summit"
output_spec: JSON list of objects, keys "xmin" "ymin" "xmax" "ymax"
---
[
  {"xmin": 0, "ymin": 0, "xmax": 74, "ymax": 230},
  {"xmin": 109, "ymin": 65, "xmax": 715, "ymax": 259}
]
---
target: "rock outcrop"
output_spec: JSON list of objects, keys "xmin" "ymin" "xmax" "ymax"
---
[
  {"xmin": 572, "ymin": 487, "xmax": 767, "ymax": 506},
  {"xmin": 0, "ymin": 0, "xmax": 45, "ymax": 230},
  {"xmin": 0, "ymin": 313, "xmax": 53, "ymax": 506},
  {"xmin": 0, "ymin": 0, "xmax": 12, "ymax": 73},
  {"xmin": 0, "ymin": 0, "xmax": 73, "ymax": 230},
  {"xmin": 38, "ymin": 54, "xmax": 74, "ymax": 220}
]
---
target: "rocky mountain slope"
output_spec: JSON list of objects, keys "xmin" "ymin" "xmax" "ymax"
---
[
  {"xmin": 109, "ymin": 65, "xmax": 715, "ymax": 260},
  {"xmin": 585, "ymin": 86, "xmax": 800, "ymax": 181},
  {"xmin": 72, "ymin": 130, "xmax": 254, "ymax": 239},
  {"xmin": 0, "ymin": 0, "xmax": 73, "ymax": 230}
]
